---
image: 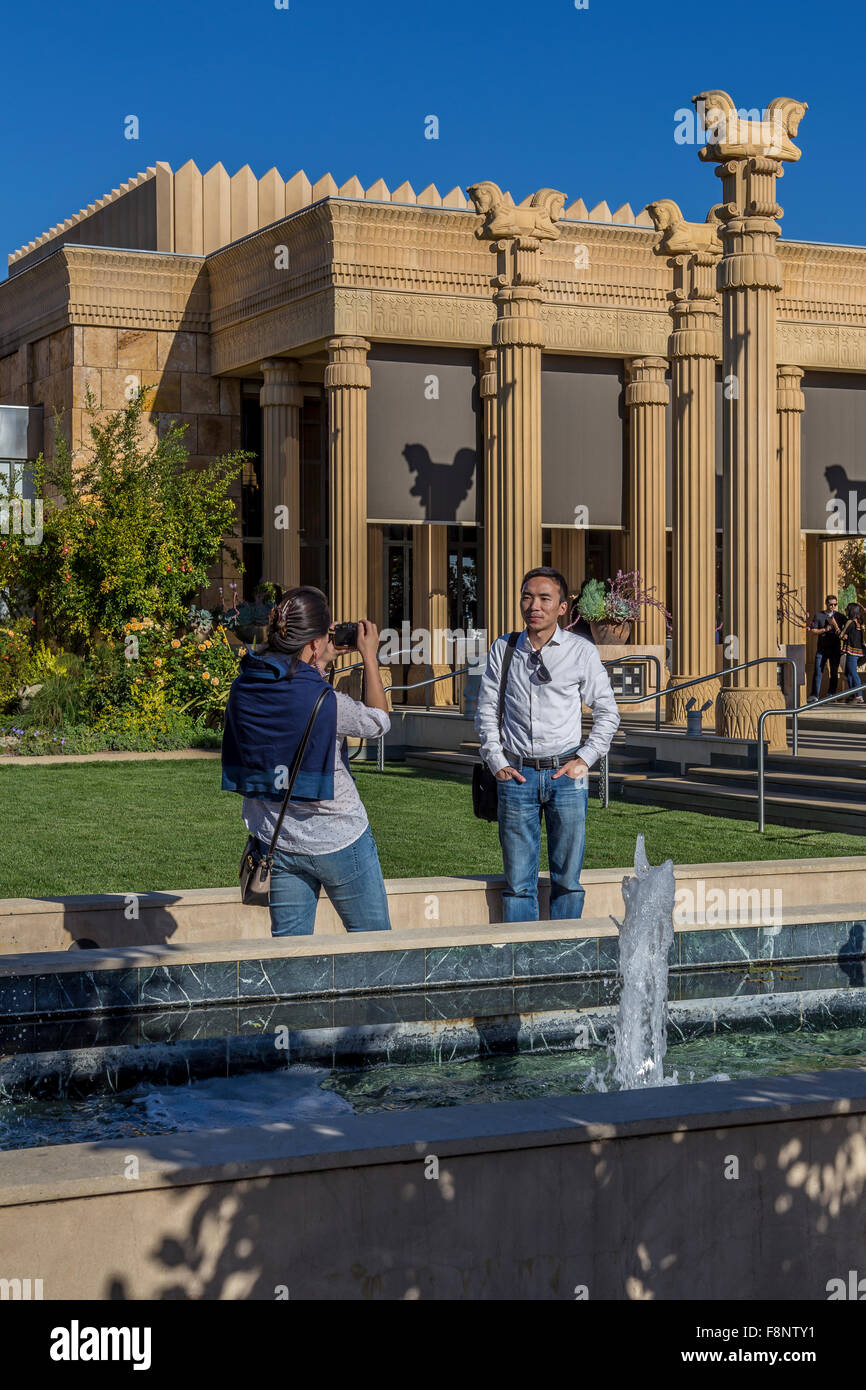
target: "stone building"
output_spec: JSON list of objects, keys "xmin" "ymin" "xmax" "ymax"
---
[{"xmin": 1, "ymin": 90, "xmax": 864, "ymax": 738}]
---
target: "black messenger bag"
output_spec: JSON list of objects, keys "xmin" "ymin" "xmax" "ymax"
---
[{"xmin": 471, "ymin": 632, "xmax": 519, "ymax": 821}]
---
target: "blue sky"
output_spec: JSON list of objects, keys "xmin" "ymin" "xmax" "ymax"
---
[{"xmin": 1, "ymin": 0, "xmax": 860, "ymax": 273}]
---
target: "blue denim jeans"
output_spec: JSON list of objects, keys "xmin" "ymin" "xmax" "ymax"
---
[
  {"xmin": 843, "ymin": 652, "xmax": 864, "ymax": 697},
  {"xmin": 266, "ymin": 825, "xmax": 391, "ymax": 936},
  {"xmin": 496, "ymin": 766, "xmax": 589, "ymax": 922}
]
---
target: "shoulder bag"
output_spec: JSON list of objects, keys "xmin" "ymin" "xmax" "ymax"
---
[
  {"xmin": 239, "ymin": 686, "xmax": 331, "ymax": 905},
  {"xmin": 471, "ymin": 631, "xmax": 520, "ymax": 822}
]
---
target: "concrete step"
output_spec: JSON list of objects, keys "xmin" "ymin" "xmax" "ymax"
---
[
  {"xmin": 621, "ymin": 775, "xmax": 866, "ymax": 832},
  {"xmin": 689, "ymin": 765, "xmax": 866, "ymax": 802},
  {"xmin": 406, "ymin": 750, "xmax": 653, "ymax": 779}
]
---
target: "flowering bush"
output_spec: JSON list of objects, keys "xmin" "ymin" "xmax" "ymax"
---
[
  {"xmin": 0, "ymin": 618, "xmax": 37, "ymax": 709},
  {"xmin": 7, "ymin": 389, "xmax": 249, "ymax": 650},
  {"xmin": 116, "ymin": 619, "xmax": 240, "ymax": 726}
]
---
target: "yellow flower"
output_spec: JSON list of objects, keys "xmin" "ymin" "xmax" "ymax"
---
[
  {"xmin": 154, "ymin": 657, "xmax": 163, "ymax": 668},
  {"xmin": 211, "ymin": 677, "xmax": 220, "ymax": 686},
  {"xmin": 204, "ymin": 640, "xmax": 212, "ymax": 648},
  {"xmin": 157, "ymin": 678, "xmax": 165, "ymax": 687},
  {"xmin": 171, "ymin": 639, "xmax": 181, "ymax": 649},
  {"xmin": 202, "ymin": 672, "xmax": 211, "ymax": 682}
]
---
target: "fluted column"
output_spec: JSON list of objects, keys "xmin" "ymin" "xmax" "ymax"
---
[
  {"xmin": 259, "ymin": 358, "xmax": 302, "ymax": 588},
  {"xmin": 648, "ymin": 206, "xmax": 723, "ymax": 728},
  {"xmin": 777, "ymin": 365, "xmax": 805, "ymax": 647},
  {"xmin": 325, "ymin": 336, "xmax": 370, "ymax": 621},
  {"xmin": 625, "ymin": 357, "xmax": 668, "ymax": 648},
  {"xmin": 367, "ymin": 523, "xmax": 385, "ymax": 626},
  {"xmin": 411, "ymin": 524, "xmax": 452, "ymax": 706},
  {"xmin": 326, "ymin": 337, "xmax": 370, "ymax": 687},
  {"xmin": 818, "ymin": 536, "xmax": 846, "ymax": 602},
  {"xmin": 550, "ymin": 528, "xmax": 586, "ymax": 602},
  {"xmin": 494, "ymin": 276, "xmax": 544, "ymax": 633},
  {"xmin": 467, "ymin": 182, "xmax": 566, "ymax": 636},
  {"xmin": 479, "ymin": 348, "xmax": 501, "ymax": 642},
  {"xmin": 695, "ymin": 92, "xmax": 807, "ymax": 750}
]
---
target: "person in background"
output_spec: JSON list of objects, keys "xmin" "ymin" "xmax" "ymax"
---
[
  {"xmin": 840, "ymin": 602, "xmax": 865, "ymax": 704},
  {"xmin": 808, "ymin": 594, "xmax": 843, "ymax": 702},
  {"xmin": 222, "ymin": 586, "xmax": 392, "ymax": 935},
  {"xmin": 476, "ymin": 567, "xmax": 620, "ymax": 922}
]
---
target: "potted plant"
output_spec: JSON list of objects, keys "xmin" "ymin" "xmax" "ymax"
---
[{"xmin": 570, "ymin": 570, "xmax": 671, "ymax": 645}]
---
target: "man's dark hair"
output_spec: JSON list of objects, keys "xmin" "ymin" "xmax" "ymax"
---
[
  {"xmin": 826, "ymin": 594, "xmax": 838, "ymax": 605},
  {"xmin": 521, "ymin": 567, "xmax": 569, "ymax": 603}
]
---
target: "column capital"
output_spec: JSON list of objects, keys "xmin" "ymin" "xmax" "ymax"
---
[
  {"xmin": 693, "ymin": 92, "xmax": 807, "ymax": 164},
  {"xmin": 479, "ymin": 348, "xmax": 497, "ymax": 398},
  {"xmin": 625, "ymin": 357, "xmax": 668, "ymax": 407},
  {"xmin": 325, "ymin": 337, "xmax": 371, "ymax": 390},
  {"xmin": 466, "ymin": 182, "xmax": 566, "ymax": 243},
  {"xmin": 259, "ymin": 357, "xmax": 303, "ymax": 410},
  {"xmin": 776, "ymin": 364, "xmax": 805, "ymax": 412}
]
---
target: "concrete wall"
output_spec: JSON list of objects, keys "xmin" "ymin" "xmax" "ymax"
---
[
  {"xmin": 1, "ymin": 856, "xmax": 864, "ymax": 954},
  {"xmin": 1, "ymin": 1070, "xmax": 864, "ymax": 1299}
]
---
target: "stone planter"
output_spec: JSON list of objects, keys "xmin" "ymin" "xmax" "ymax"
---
[{"xmin": 590, "ymin": 620, "xmax": 632, "ymax": 645}]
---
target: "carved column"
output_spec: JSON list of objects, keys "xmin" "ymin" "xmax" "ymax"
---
[
  {"xmin": 818, "ymin": 537, "xmax": 846, "ymax": 602},
  {"xmin": 411, "ymin": 524, "xmax": 452, "ymax": 706},
  {"xmin": 325, "ymin": 337, "xmax": 370, "ymax": 684},
  {"xmin": 467, "ymin": 183, "xmax": 566, "ymax": 635},
  {"xmin": 259, "ymin": 358, "xmax": 302, "ymax": 589},
  {"xmin": 776, "ymin": 365, "xmax": 805, "ymax": 647},
  {"xmin": 551, "ymin": 529, "xmax": 586, "ymax": 602},
  {"xmin": 367, "ymin": 523, "xmax": 385, "ymax": 626},
  {"xmin": 695, "ymin": 91, "xmax": 807, "ymax": 750},
  {"xmin": 479, "ymin": 348, "xmax": 501, "ymax": 642},
  {"xmin": 625, "ymin": 357, "xmax": 668, "ymax": 649},
  {"xmin": 648, "ymin": 203, "xmax": 722, "ymax": 727}
]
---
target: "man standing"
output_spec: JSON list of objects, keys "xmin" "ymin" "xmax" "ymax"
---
[
  {"xmin": 475, "ymin": 567, "xmax": 620, "ymax": 922},
  {"xmin": 808, "ymin": 594, "xmax": 843, "ymax": 702}
]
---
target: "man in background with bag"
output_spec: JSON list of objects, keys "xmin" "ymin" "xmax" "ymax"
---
[{"xmin": 475, "ymin": 567, "xmax": 620, "ymax": 922}]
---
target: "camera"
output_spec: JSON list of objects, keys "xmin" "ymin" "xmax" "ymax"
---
[{"xmin": 331, "ymin": 621, "xmax": 358, "ymax": 648}]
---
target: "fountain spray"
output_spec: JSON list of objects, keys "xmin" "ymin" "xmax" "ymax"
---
[{"xmin": 612, "ymin": 834, "xmax": 676, "ymax": 1090}]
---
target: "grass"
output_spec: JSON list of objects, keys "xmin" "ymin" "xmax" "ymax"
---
[{"xmin": 0, "ymin": 760, "xmax": 864, "ymax": 900}]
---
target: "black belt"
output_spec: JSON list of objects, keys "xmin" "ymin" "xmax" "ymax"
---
[{"xmin": 504, "ymin": 748, "xmax": 581, "ymax": 770}]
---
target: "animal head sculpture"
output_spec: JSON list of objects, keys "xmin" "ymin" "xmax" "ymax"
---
[
  {"xmin": 466, "ymin": 182, "xmax": 566, "ymax": 240},
  {"xmin": 647, "ymin": 199, "xmax": 722, "ymax": 256}
]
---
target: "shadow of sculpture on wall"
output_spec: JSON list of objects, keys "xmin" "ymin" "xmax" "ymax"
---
[
  {"xmin": 824, "ymin": 465, "xmax": 866, "ymax": 530},
  {"xmin": 401, "ymin": 444, "xmax": 476, "ymax": 522}
]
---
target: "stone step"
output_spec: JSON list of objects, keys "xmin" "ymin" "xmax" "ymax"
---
[
  {"xmin": 688, "ymin": 765, "xmax": 866, "ymax": 801},
  {"xmin": 620, "ymin": 775, "xmax": 866, "ymax": 832}
]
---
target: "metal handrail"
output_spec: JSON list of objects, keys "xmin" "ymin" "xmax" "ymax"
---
[
  {"xmin": 756, "ymin": 680, "xmax": 866, "ymax": 831},
  {"xmin": 605, "ymin": 655, "xmax": 801, "ymax": 754},
  {"xmin": 601, "ymin": 654, "xmax": 663, "ymax": 730}
]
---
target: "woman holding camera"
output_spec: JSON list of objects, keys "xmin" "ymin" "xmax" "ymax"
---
[{"xmin": 222, "ymin": 586, "xmax": 392, "ymax": 935}]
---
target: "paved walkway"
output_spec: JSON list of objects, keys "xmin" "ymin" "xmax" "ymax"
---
[{"xmin": 0, "ymin": 749, "xmax": 221, "ymax": 766}]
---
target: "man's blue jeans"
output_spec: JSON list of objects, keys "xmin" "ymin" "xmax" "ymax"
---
[
  {"xmin": 266, "ymin": 825, "xmax": 391, "ymax": 936},
  {"xmin": 496, "ymin": 766, "xmax": 589, "ymax": 922}
]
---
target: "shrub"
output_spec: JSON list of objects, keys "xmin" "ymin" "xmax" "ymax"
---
[
  {"xmin": 10, "ymin": 389, "xmax": 249, "ymax": 650},
  {"xmin": 0, "ymin": 618, "xmax": 37, "ymax": 710}
]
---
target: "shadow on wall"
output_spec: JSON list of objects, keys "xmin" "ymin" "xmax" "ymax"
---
[
  {"xmin": 402, "ymin": 444, "xmax": 476, "ymax": 522},
  {"xmin": 825, "ymin": 465, "xmax": 866, "ymax": 521},
  {"xmin": 52, "ymin": 893, "xmax": 184, "ymax": 952},
  {"xmin": 49, "ymin": 1071, "xmax": 866, "ymax": 1300}
]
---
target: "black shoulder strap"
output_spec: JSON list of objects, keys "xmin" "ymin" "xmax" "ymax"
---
[
  {"xmin": 265, "ymin": 686, "xmax": 332, "ymax": 861},
  {"xmin": 497, "ymin": 632, "xmax": 520, "ymax": 733}
]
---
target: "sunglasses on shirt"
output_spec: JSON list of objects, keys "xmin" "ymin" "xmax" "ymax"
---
[{"xmin": 527, "ymin": 648, "xmax": 552, "ymax": 683}]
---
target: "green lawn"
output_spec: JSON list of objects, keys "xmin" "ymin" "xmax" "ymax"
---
[{"xmin": 0, "ymin": 760, "xmax": 864, "ymax": 900}]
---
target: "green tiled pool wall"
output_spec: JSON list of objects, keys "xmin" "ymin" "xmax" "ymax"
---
[
  {"xmin": 0, "ymin": 917, "xmax": 863, "ymax": 1022},
  {"xmin": 2, "ymin": 983, "xmax": 865, "ymax": 1102}
]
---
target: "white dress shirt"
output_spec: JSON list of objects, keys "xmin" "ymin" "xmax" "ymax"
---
[{"xmin": 475, "ymin": 628, "xmax": 620, "ymax": 775}]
